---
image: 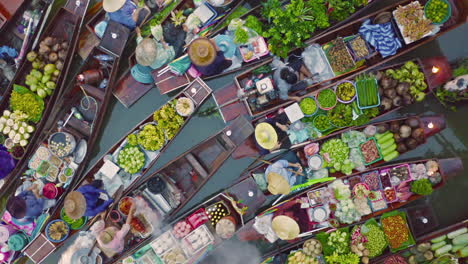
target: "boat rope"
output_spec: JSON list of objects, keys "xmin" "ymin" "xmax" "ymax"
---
[{"xmin": 78, "ymin": 85, "xmax": 98, "ymax": 132}]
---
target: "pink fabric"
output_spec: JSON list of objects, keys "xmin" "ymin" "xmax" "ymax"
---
[
  {"xmin": 97, "ymin": 224, "xmax": 130, "ymax": 254},
  {"xmin": 1, "ymin": 212, "xmax": 35, "ymax": 236}
]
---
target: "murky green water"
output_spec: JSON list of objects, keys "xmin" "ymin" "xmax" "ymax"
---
[{"xmin": 10, "ymin": 0, "xmax": 468, "ymax": 262}]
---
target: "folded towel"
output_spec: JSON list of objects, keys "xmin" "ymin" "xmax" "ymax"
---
[{"xmin": 359, "ymin": 19, "xmax": 402, "ymax": 58}]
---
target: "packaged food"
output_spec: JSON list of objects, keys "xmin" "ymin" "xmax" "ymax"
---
[
  {"xmin": 151, "ymin": 231, "xmax": 177, "ymax": 256},
  {"xmin": 173, "ymin": 220, "xmax": 192, "ymax": 239},
  {"xmin": 206, "ymin": 201, "xmax": 230, "ymax": 225},
  {"xmin": 215, "ymin": 216, "xmax": 236, "ymax": 239},
  {"xmin": 183, "ymin": 225, "xmax": 214, "ymax": 254}
]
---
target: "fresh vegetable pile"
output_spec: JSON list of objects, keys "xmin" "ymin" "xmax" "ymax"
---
[
  {"xmin": 287, "ymin": 250, "xmax": 319, "ymax": 264},
  {"xmin": 361, "ymin": 221, "xmax": 388, "ymax": 258},
  {"xmin": 410, "ymin": 178, "xmax": 433, "ymax": 195},
  {"xmin": 153, "ymin": 100, "xmax": 185, "ymax": 140},
  {"xmin": 335, "ymin": 82, "xmax": 356, "ymax": 102},
  {"xmin": 325, "ymin": 38, "xmax": 356, "ymax": 74},
  {"xmin": 394, "ymin": 2, "xmax": 433, "ymax": 42},
  {"xmin": 317, "ymin": 88, "xmax": 337, "ymax": 109},
  {"xmin": 381, "ymin": 213, "xmax": 412, "ymax": 250},
  {"xmin": 425, "ymin": 0, "xmax": 450, "ymax": 24},
  {"xmin": 0, "ymin": 110, "xmax": 35, "ymax": 147},
  {"xmin": 300, "ymin": 97, "xmax": 317, "ymax": 115},
  {"xmin": 137, "ymin": 124, "xmax": 165, "ymax": 151},
  {"xmin": 320, "ymin": 138, "xmax": 353, "ymax": 174},
  {"xmin": 327, "ymin": 103, "xmax": 353, "ymax": 127},
  {"xmin": 355, "ymin": 75, "xmax": 379, "ymax": 108},
  {"xmin": 318, "ymin": 228, "xmax": 350, "ymax": 256},
  {"xmin": 348, "ymin": 35, "xmax": 370, "ymax": 59},
  {"xmin": 313, "ymin": 115, "xmax": 331, "ymax": 131},
  {"xmin": 10, "ymin": 85, "xmax": 45, "ymax": 123},
  {"xmin": 117, "ymin": 146, "xmax": 145, "ymax": 174}
]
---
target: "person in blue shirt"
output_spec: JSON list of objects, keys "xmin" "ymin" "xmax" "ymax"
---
[
  {"xmin": 6, "ymin": 184, "xmax": 44, "ymax": 220},
  {"xmin": 64, "ymin": 180, "xmax": 114, "ymax": 220}
]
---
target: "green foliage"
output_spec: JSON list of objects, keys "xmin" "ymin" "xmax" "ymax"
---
[
  {"xmin": 141, "ymin": 1, "xmax": 179, "ymax": 37},
  {"xmin": 10, "ymin": 85, "xmax": 45, "ymax": 123},
  {"xmin": 153, "ymin": 100, "xmax": 184, "ymax": 140},
  {"xmin": 453, "ymin": 59, "xmax": 468, "ymax": 77},
  {"xmin": 234, "ymin": 27, "xmax": 249, "ymax": 44},
  {"xmin": 214, "ymin": 7, "xmax": 249, "ymax": 31},
  {"xmin": 325, "ymin": 252, "xmax": 360, "ymax": 264},
  {"xmin": 260, "ymin": 0, "xmax": 329, "ymax": 58},
  {"xmin": 410, "ymin": 179, "xmax": 434, "ymax": 196},
  {"xmin": 328, "ymin": 0, "xmax": 367, "ymax": 22},
  {"xmin": 244, "ymin": 15, "xmax": 263, "ymax": 34}
]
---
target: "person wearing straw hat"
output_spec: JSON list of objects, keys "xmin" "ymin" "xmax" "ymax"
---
[
  {"xmin": 264, "ymin": 159, "xmax": 304, "ymax": 196},
  {"xmin": 134, "ymin": 26, "xmax": 175, "ymax": 70},
  {"xmin": 271, "ymin": 215, "xmax": 300, "ymax": 240},
  {"xmin": 188, "ymin": 38, "xmax": 232, "ymax": 76},
  {"xmin": 94, "ymin": 204, "xmax": 136, "ymax": 257},
  {"xmin": 254, "ymin": 114, "xmax": 291, "ymax": 155},
  {"xmin": 64, "ymin": 181, "xmax": 113, "ymax": 220}
]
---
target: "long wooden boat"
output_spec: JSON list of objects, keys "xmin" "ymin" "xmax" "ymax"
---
[
  {"xmin": 0, "ymin": 0, "xmax": 90, "ymax": 198},
  {"xmin": 113, "ymin": 0, "xmax": 381, "ymax": 108},
  {"xmin": 98, "ymin": 115, "xmax": 254, "ymax": 264},
  {"xmin": 231, "ymin": 57, "xmax": 451, "ymax": 159},
  {"xmin": 21, "ymin": 79, "xmax": 213, "ymax": 257},
  {"xmin": 0, "ymin": 0, "xmax": 55, "ymax": 96},
  {"xmin": 234, "ymin": 115, "xmax": 446, "ymax": 204},
  {"xmin": 245, "ymin": 157, "xmax": 463, "ymax": 262},
  {"xmin": 1, "ymin": 22, "xmax": 131, "ymax": 264},
  {"xmin": 108, "ymin": 171, "xmax": 266, "ymax": 264},
  {"xmin": 214, "ymin": 0, "xmax": 468, "ymax": 123}
]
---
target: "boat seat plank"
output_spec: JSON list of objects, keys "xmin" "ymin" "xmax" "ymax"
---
[
  {"xmin": 183, "ymin": 78, "xmax": 212, "ymax": 105},
  {"xmin": 113, "ymin": 69, "xmax": 153, "ymax": 108},
  {"xmin": 67, "ymin": 117, "xmax": 91, "ymax": 137},
  {"xmin": 154, "ymin": 70, "xmax": 191, "ymax": 95},
  {"xmin": 100, "ymin": 21, "xmax": 130, "ymax": 58},
  {"xmin": 80, "ymin": 84, "xmax": 105, "ymax": 101},
  {"xmin": 225, "ymin": 115, "xmax": 254, "ymax": 146},
  {"xmin": 214, "ymin": 82, "xmax": 249, "ymax": 123},
  {"xmin": 185, "ymin": 153, "xmax": 209, "ymax": 178},
  {"xmin": 231, "ymin": 136, "xmax": 258, "ymax": 160}
]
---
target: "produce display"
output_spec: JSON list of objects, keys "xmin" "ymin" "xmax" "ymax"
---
[
  {"xmin": 287, "ymin": 250, "xmax": 319, "ymax": 264},
  {"xmin": 425, "ymin": 0, "xmax": 450, "ymax": 24},
  {"xmin": 319, "ymin": 138, "xmax": 352, "ymax": 174},
  {"xmin": 317, "ymin": 228, "xmax": 350, "ymax": 256},
  {"xmin": 363, "ymin": 171, "xmax": 380, "ymax": 190},
  {"xmin": 313, "ymin": 115, "xmax": 331, "ymax": 131},
  {"xmin": 10, "ymin": 85, "xmax": 45, "ymax": 123},
  {"xmin": 118, "ymin": 197, "xmax": 134, "ymax": 215},
  {"xmin": 359, "ymin": 138, "xmax": 381, "ymax": 164},
  {"xmin": 410, "ymin": 178, "xmax": 434, "ymax": 195},
  {"xmin": 300, "ymin": 97, "xmax": 317, "ymax": 115},
  {"xmin": 175, "ymin": 97, "xmax": 195, "ymax": 117},
  {"xmin": 137, "ymin": 124, "xmax": 165, "ymax": 151},
  {"xmin": 381, "ymin": 212, "xmax": 413, "ymax": 251},
  {"xmin": 394, "ymin": 2, "xmax": 434, "ymax": 42},
  {"xmin": 117, "ymin": 146, "xmax": 145, "ymax": 174},
  {"xmin": 361, "ymin": 221, "xmax": 388, "ymax": 258},
  {"xmin": 327, "ymin": 103, "xmax": 353, "ymax": 127},
  {"xmin": 335, "ymin": 82, "xmax": 356, "ymax": 103},
  {"xmin": 348, "ymin": 35, "xmax": 371, "ymax": 60},
  {"xmin": 48, "ymin": 132, "xmax": 75, "ymax": 157},
  {"xmin": 0, "ymin": 110, "xmax": 35, "ymax": 147},
  {"xmin": 317, "ymin": 89, "xmax": 337, "ymax": 109},
  {"xmin": 47, "ymin": 220, "xmax": 69, "ymax": 242},
  {"xmin": 153, "ymin": 100, "xmax": 185, "ymax": 140},
  {"xmin": 384, "ymin": 62, "xmax": 428, "ymax": 103},
  {"xmin": 325, "ymin": 38, "xmax": 356, "ymax": 74},
  {"xmin": 356, "ymin": 75, "xmax": 379, "ymax": 108}
]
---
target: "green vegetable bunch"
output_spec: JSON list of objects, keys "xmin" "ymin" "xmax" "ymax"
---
[
  {"xmin": 317, "ymin": 89, "xmax": 337, "ymax": 108},
  {"xmin": 244, "ymin": 16, "xmax": 263, "ymax": 35},
  {"xmin": 10, "ymin": 85, "xmax": 45, "ymax": 123},
  {"xmin": 118, "ymin": 146, "xmax": 145, "ymax": 174},
  {"xmin": 363, "ymin": 224, "xmax": 388, "ymax": 257},
  {"xmin": 313, "ymin": 115, "xmax": 331, "ymax": 131},
  {"xmin": 328, "ymin": 103, "xmax": 353, "ymax": 127},
  {"xmin": 410, "ymin": 179, "xmax": 434, "ymax": 195},
  {"xmin": 425, "ymin": 0, "xmax": 449, "ymax": 23},
  {"xmin": 234, "ymin": 27, "xmax": 249, "ymax": 44},
  {"xmin": 328, "ymin": 0, "xmax": 367, "ymax": 22},
  {"xmin": 320, "ymin": 138, "xmax": 354, "ymax": 174},
  {"xmin": 318, "ymin": 229, "xmax": 351, "ymax": 256},
  {"xmin": 260, "ymin": 0, "xmax": 329, "ymax": 57},
  {"xmin": 299, "ymin": 97, "xmax": 317, "ymax": 115},
  {"xmin": 325, "ymin": 252, "xmax": 360, "ymax": 264},
  {"xmin": 386, "ymin": 61, "xmax": 427, "ymax": 101},
  {"xmin": 153, "ymin": 100, "xmax": 184, "ymax": 140},
  {"xmin": 137, "ymin": 124, "xmax": 165, "ymax": 151},
  {"xmin": 126, "ymin": 134, "xmax": 138, "ymax": 146}
]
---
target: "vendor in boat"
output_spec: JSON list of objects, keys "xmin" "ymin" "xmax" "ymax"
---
[
  {"xmin": 254, "ymin": 114, "xmax": 292, "ymax": 155},
  {"xmin": 94, "ymin": 204, "xmax": 136, "ymax": 257},
  {"xmin": 134, "ymin": 26, "xmax": 176, "ymax": 70},
  {"xmin": 64, "ymin": 180, "xmax": 114, "ymax": 220},
  {"xmin": 6, "ymin": 183, "xmax": 46, "ymax": 221},
  {"xmin": 264, "ymin": 158, "xmax": 305, "ymax": 196},
  {"xmin": 188, "ymin": 38, "xmax": 233, "ymax": 76},
  {"xmin": 95, "ymin": 0, "xmax": 150, "ymax": 37},
  {"xmin": 272, "ymin": 56, "xmax": 313, "ymax": 101}
]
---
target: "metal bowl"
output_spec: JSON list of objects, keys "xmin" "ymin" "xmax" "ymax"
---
[{"xmin": 48, "ymin": 132, "xmax": 77, "ymax": 158}]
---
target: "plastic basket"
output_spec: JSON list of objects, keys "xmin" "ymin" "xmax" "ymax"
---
[
  {"xmin": 356, "ymin": 78, "xmax": 381, "ymax": 110},
  {"xmin": 334, "ymin": 80, "xmax": 357, "ymax": 104},
  {"xmin": 359, "ymin": 137, "xmax": 383, "ymax": 166},
  {"xmin": 345, "ymin": 34, "xmax": 375, "ymax": 62},
  {"xmin": 382, "ymin": 187, "xmax": 399, "ymax": 203},
  {"xmin": 362, "ymin": 170, "xmax": 381, "ymax": 191},
  {"xmin": 387, "ymin": 164, "xmax": 413, "ymax": 186},
  {"xmin": 424, "ymin": 0, "xmax": 452, "ymax": 25}
]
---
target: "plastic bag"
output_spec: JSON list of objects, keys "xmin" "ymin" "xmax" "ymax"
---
[{"xmin": 302, "ymin": 44, "xmax": 335, "ymax": 82}]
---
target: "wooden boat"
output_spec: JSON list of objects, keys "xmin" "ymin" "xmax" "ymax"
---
[
  {"xmin": 99, "ymin": 115, "xmax": 255, "ymax": 264},
  {"xmin": 214, "ymin": 0, "xmax": 468, "ymax": 123},
  {"xmin": 3, "ymin": 22, "xmax": 131, "ymax": 264},
  {"xmin": 113, "ymin": 0, "xmax": 380, "ymax": 108},
  {"xmin": 231, "ymin": 57, "xmax": 451, "ymax": 159},
  {"xmin": 245, "ymin": 157, "xmax": 463, "ymax": 262},
  {"xmin": 21, "ymin": 79, "xmax": 212, "ymax": 257},
  {"xmin": 0, "ymin": 0, "xmax": 90, "ymax": 198},
  {"xmin": 234, "ymin": 115, "xmax": 447, "ymax": 203},
  {"xmin": 0, "ymin": 0, "xmax": 55, "ymax": 96}
]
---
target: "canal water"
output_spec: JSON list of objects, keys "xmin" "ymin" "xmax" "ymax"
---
[{"xmin": 7, "ymin": 0, "xmax": 468, "ymax": 262}]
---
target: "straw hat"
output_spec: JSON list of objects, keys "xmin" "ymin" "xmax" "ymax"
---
[
  {"xmin": 103, "ymin": 0, "xmax": 127, "ymax": 13},
  {"xmin": 99, "ymin": 227, "xmax": 118, "ymax": 244},
  {"xmin": 64, "ymin": 191, "xmax": 86, "ymax": 220},
  {"xmin": 188, "ymin": 38, "xmax": 217, "ymax": 67},
  {"xmin": 255, "ymin": 122, "xmax": 278, "ymax": 150},
  {"xmin": 271, "ymin": 215, "xmax": 300, "ymax": 240},
  {"xmin": 135, "ymin": 38, "xmax": 158, "ymax": 67},
  {"xmin": 267, "ymin": 172, "xmax": 291, "ymax": 195}
]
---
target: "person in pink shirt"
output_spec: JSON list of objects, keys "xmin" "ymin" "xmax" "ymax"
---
[{"xmin": 95, "ymin": 204, "xmax": 136, "ymax": 256}]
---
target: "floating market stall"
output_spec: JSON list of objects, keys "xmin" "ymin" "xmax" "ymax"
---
[
  {"xmin": 21, "ymin": 79, "xmax": 213, "ymax": 257},
  {"xmin": 0, "ymin": 0, "xmax": 54, "ymax": 96},
  {"xmin": 113, "ymin": 0, "xmax": 378, "ymax": 107},
  {"xmin": 0, "ymin": 0, "xmax": 90, "ymax": 200},
  {"xmin": 214, "ymin": 0, "xmax": 467, "ymax": 123},
  {"xmin": 0, "ymin": 22, "xmax": 132, "ymax": 264},
  {"xmin": 231, "ymin": 58, "xmax": 448, "ymax": 159}
]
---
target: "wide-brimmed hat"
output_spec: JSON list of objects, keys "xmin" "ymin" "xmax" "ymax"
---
[
  {"xmin": 64, "ymin": 191, "xmax": 86, "ymax": 220},
  {"xmin": 255, "ymin": 122, "xmax": 277, "ymax": 150},
  {"xmin": 99, "ymin": 226, "xmax": 118, "ymax": 244},
  {"xmin": 103, "ymin": 0, "xmax": 127, "ymax": 13},
  {"xmin": 188, "ymin": 38, "xmax": 216, "ymax": 67},
  {"xmin": 6, "ymin": 196, "xmax": 27, "ymax": 219},
  {"xmin": 267, "ymin": 172, "xmax": 291, "ymax": 195},
  {"xmin": 135, "ymin": 38, "xmax": 158, "ymax": 67},
  {"xmin": 271, "ymin": 215, "xmax": 300, "ymax": 240}
]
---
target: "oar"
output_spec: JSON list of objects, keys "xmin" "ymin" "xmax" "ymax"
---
[
  {"xmin": 250, "ymin": 157, "xmax": 304, "ymax": 176},
  {"xmin": 197, "ymin": 89, "xmax": 257, "ymax": 116},
  {"xmin": 272, "ymin": 177, "xmax": 336, "ymax": 206}
]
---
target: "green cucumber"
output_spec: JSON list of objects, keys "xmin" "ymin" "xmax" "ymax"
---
[
  {"xmin": 379, "ymin": 139, "xmax": 396, "ymax": 150},
  {"xmin": 431, "ymin": 235, "xmax": 447, "ymax": 244},
  {"xmin": 381, "ymin": 143, "xmax": 397, "ymax": 156},
  {"xmin": 375, "ymin": 131, "xmax": 391, "ymax": 141},
  {"xmin": 377, "ymin": 133, "xmax": 394, "ymax": 143},
  {"xmin": 459, "ymin": 246, "xmax": 468, "ymax": 258},
  {"xmin": 452, "ymin": 243, "xmax": 467, "ymax": 253},
  {"xmin": 435, "ymin": 245, "xmax": 452, "ymax": 257},
  {"xmin": 447, "ymin": 227, "xmax": 467, "ymax": 239},
  {"xmin": 453, "ymin": 233, "xmax": 468, "ymax": 245},
  {"xmin": 431, "ymin": 241, "xmax": 447, "ymax": 251},
  {"xmin": 383, "ymin": 150, "xmax": 399, "ymax": 162}
]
